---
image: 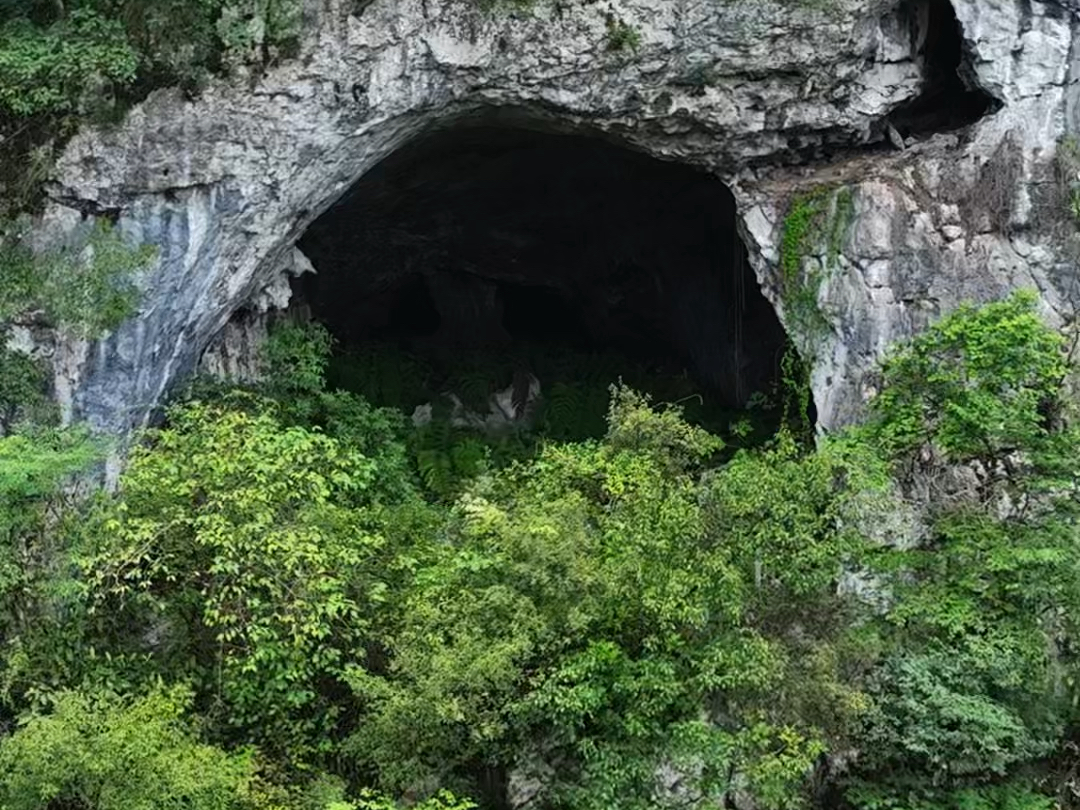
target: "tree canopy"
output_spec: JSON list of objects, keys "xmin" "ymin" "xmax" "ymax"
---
[{"xmin": 0, "ymin": 291, "xmax": 1075, "ymax": 810}]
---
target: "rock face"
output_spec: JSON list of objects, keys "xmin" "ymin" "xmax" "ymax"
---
[{"xmin": 41, "ymin": 0, "xmax": 1080, "ymax": 433}]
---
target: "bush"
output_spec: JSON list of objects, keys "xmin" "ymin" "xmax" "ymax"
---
[
  {"xmin": 0, "ymin": 685, "xmax": 255, "ymax": 810},
  {"xmin": 348, "ymin": 387, "xmax": 866, "ymax": 808},
  {"xmin": 78, "ymin": 401, "xmax": 391, "ymax": 758},
  {"xmin": 848, "ymin": 291, "xmax": 1079, "ymax": 801}
]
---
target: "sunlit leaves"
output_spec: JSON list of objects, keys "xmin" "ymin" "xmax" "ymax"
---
[
  {"xmin": 352, "ymin": 388, "xmax": 845, "ymax": 808},
  {"xmin": 79, "ymin": 401, "xmax": 386, "ymax": 757},
  {"xmin": 0, "ymin": 686, "xmax": 254, "ymax": 810},
  {"xmin": 871, "ymin": 291, "xmax": 1067, "ymax": 470},
  {"xmin": 851, "ymin": 291, "xmax": 1080, "ymax": 805},
  {"xmin": 0, "ymin": 9, "xmax": 137, "ymax": 117}
]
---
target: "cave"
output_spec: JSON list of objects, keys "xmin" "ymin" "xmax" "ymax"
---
[
  {"xmin": 295, "ymin": 119, "xmax": 790, "ymax": 425},
  {"xmin": 890, "ymin": 0, "xmax": 998, "ymax": 138}
]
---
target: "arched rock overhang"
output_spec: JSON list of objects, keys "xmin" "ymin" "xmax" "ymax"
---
[{"xmin": 41, "ymin": 0, "xmax": 1079, "ymax": 434}]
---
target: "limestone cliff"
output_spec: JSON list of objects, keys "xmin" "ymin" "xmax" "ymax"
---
[{"xmin": 37, "ymin": 0, "xmax": 1080, "ymax": 433}]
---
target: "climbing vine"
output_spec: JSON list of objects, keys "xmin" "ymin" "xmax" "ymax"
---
[
  {"xmin": 779, "ymin": 184, "xmax": 854, "ymax": 342},
  {"xmin": 776, "ymin": 184, "xmax": 855, "ymax": 437}
]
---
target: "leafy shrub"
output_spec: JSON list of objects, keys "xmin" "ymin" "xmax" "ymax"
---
[
  {"xmin": 0, "ymin": 345, "xmax": 53, "ymax": 432},
  {"xmin": 870, "ymin": 291, "xmax": 1066, "ymax": 472},
  {"xmin": 350, "ymin": 789, "xmax": 477, "ymax": 810},
  {"xmin": 261, "ymin": 320, "xmax": 334, "ymax": 397},
  {"xmin": 0, "ymin": 0, "xmax": 302, "ymax": 120},
  {"xmin": 348, "ymin": 387, "xmax": 864, "ymax": 808},
  {"xmin": 0, "ymin": 685, "xmax": 255, "ymax": 810},
  {"xmin": 0, "ymin": 0, "xmax": 303, "ymax": 214},
  {"xmin": 849, "ymin": 780, "xmax": 1057, "ymax": 810},
  {"xmin": 848, "ymin": 290, "xmax": 1079, "ymax": 801},
  {"xmin": 0, "ymin": 426, "xmax": 98, "ymax": 632},
  {"xmin": 78, "ymin": 401, "xmax": 390, "ymax": 758},
  {"xmin": 0, "ymin": 8, "xmax": 137, "ymax": 117},
  {"xmin": 1, "ymin": 292, "xmax": 1078, "ymax": 810},
  {"xmin": 1, "ymin": 217, "xmax": 153, "ymax": 337},
  {"xmin": 860, "ymin": 650, "xmax": 1057, "ymax": 779}
]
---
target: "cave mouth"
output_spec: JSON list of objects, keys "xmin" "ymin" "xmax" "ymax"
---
[
  {"xmin": 890, "ymin": 0, "xmax": 999, "ymax": 139},
  {"xmin": 295, "ymin": 120, "xmax": 792, "ymax": 436}
]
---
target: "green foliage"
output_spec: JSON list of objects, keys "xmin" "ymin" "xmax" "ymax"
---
[
  {"xmin": 409, "ymin": 419, "xmax": 515, "ymax": 501},
  {"xmin": 0, "ymin": 217, "xmax": 152, "ymax": 337},
  {"xmin": 78, "ymin": 401, "xmax": 390, "ymax": 758},
  {"xmin": 0, "ymin": 0, "xmax": 303, "ymax": 214},
  {"xmin": 847, "ymin": 291, "xmax": 1080, "ymax": 802},
  {"xmin": 262, "ymin": 319, "xmax": 335, "ymax": 396},
  {"xmin": 0, "ymin": 685, "xmax": 255, "ymax": 810},
  {"xmin": 348, "ymin": 387, "xmax": 864, "ymax": 808},
  {"xmin": 869, "ymin": 290, "xmax": 1067, "ymax": 473},
  {"xmin": 0, "ymin": 217, "xmax": 150, "ymax": 443},
  {"xmin": 325, "ymin": 338, "xmax": 776, "ymax": 503},
  {"xmin": 0, "ymin": 8, "xmax": 137, "ymax": 117},
  {"xmin": 849, "ymin": 779, "xmax": 1056, "ymax": 810},
  {"xmin": 0, "ymin": 345, "xmax": 53, "ymax": 431},
  {"xmin": 0, "ymin": 427, "xmax": 111, "ymax": 718},
  {"xmin": 1056, "ymin": 135, "xmax": 1080, "ymax": 224},
  {"xmin": 350, "ymin": 789, "xmax": 477, "ymax": 810},
  {"xmin": 0, "ymin": 426, "xmax": 98, "ymax": 542},
  {"xmin": 215, "ymin": 0, "xmax": 302, "ymax": 67},
  {"xmin": 0, "ymin": 0, "xmax": 302, "ymax": 120},
  {"xmin": 0, "ymin": 427, "xmax": 98, "ymax": 644},
  {"xmin": 774, "ymin": 187, "xmax": 854, "ymax": 441},
  {"xmin": 258, "ymin": 322, "xmax": 419, "ymax": 505},
  {"xmin": 779, "ymin": 185, "xmax": 854, "ymax": 342},
  {"xmin": 859, "ymin": 649, "xmax": 1057, "ymax": 780},
  {"xmin": 3, "ymin": 292, "xmax": 1080, "ymax": 810},
  {"xmin": 778, "ymin": 344, "xmax": 815, "ymax": 442},
  {"xmin": 604, "ymin": 14, "xmax": 641, "ymax": 52}
]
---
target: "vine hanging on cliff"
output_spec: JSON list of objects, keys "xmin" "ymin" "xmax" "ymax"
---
[{"xmin": 779, "ymin": 184, "xmax": 854, "ymax": 343}]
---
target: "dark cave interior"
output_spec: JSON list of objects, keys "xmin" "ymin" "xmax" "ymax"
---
[
  {"xmin": 295, "ymin": 122, "xmax": 790, "ymax": 427},
  {"xmin": 890, "ymin": 0, "xmax": 998, "ymax": 138}
]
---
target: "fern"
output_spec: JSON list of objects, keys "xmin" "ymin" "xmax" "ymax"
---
[
  {"xmin": 416, "ymin": 446, "xmax": 455, "ymax": 499},
  {"xmin": 410, "ymin": 419, "xmax": 494, "ymax": 501},
  {"xmin": 328, "ymin": 345, "xmax": 431, "ymax": 408},
  {"xmin": 541, "ymin": 382, "xmax": 584, "ymax": 440},
  {"xmin": 450, "ymin": 437, "xmax": 488, "ymax": 481},
  {"xmin": 323, "ymin": 338, "xmax": 785, "ymax": 500},
  {"xmin": 452, "ymin": 367, "xmax": 495, "ymax": 412}
]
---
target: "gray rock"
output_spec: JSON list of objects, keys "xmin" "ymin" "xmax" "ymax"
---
[{"xmin": 28, "ymin": 0, "xmax": 1080, "ymax": 434}]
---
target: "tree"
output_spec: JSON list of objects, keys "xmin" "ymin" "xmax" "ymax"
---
[
  {"xmin": 349, "ymin": 388, "xmax": 874, "ymax": 809},
  {"xmin": 0, "ymin": 685, "xmax": 255, "ymax": 810},
  {"xmin": 847, "ymin": 291, "xmax": 1078, "ymax": 808},
  {"xmin": 77, "ymin": 400, "xmax": 395, "ymax": 759}
]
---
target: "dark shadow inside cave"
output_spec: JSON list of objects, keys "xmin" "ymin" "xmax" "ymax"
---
[
  {"xmin": 295, "ymin": 120, "xmax": 792, "ymax": 433},
  {"xmin": 890, "ymin": 0, "xmax": 998, "ymax": 138}
]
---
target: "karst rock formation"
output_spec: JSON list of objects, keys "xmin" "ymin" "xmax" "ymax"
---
[{"xmin": 37, "ymin": 0, "xmax": 1080, "ymax": 433}]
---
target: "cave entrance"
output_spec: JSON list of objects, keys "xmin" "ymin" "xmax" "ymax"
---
[
  {"xmin": 890, "ymin": 0, "xmax": 998, "ymax": 139},
  {"xmin": 295, "ymin": 120, "xmax": 790, "ymax": 438}
]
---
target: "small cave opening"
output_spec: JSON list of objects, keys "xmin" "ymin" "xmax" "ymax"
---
[
  {"xmin": 295, "ymin": 119, "xmax": 793, "ymax": 439},
  {"xmin": 889, "ymin": 0, "xmax": 998, "ymax": 139}
]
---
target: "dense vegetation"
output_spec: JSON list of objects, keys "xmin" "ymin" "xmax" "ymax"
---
[
  {"xmin": 0, "ymin": 3, "xmax": 1077, "ymax": 808},
  {"xmin": 0, "ymin": 0, "xmax": 302, "ymax": 213},
  {"xmin": 0, "ymin": 290, "xmax": 1076, "ymax": 810}
]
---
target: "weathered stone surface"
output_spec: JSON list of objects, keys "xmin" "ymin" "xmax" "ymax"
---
[{"xmin": 38, "ymin": 0, "xmax": 1080, "ymax": 433}]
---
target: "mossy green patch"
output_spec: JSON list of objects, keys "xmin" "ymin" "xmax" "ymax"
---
[{"xmin": 779, "ymin": 184, "xmax": 855, "ymax": 344}]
